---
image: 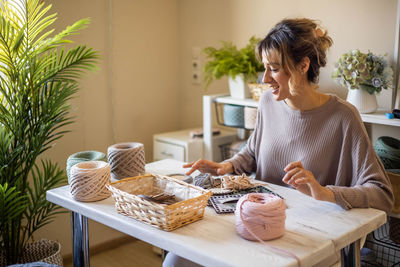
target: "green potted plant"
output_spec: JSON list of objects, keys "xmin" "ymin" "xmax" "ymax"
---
[
  {"xmin": 332, "ymin": 49, "xmax": 393, "ymax": 113},
  {"xmin": 203, "ymin": 36, "xmax": 264, "ymax": 99},
  {"xmin": 0, "ymin": 0, "xmax": 99, "ymax": 265}
]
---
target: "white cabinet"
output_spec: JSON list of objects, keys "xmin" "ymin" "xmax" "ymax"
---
[
  {"xmin": 154, "ymin": 141, "xmax": 186, "ymax": 162},
  {"xmin": 153, "ymin": 128, "xmax": 237, "ymax": 163}
]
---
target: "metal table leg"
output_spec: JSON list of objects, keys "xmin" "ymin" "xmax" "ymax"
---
[
  {"xmin": 341, "ymin": 239, "xmax": 361, "ymax": 267},
  {"xmin": 71, "ymin": 211, "xmax": 90, "ymax": 267}
]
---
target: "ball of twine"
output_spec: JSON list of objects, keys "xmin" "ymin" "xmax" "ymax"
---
[
  {"xmin": 235, "ymin": 193, "xmax": 286, "ymax": 241},
  {"xmin": 235, "ymin": 193, "xmax": 301, "ymax": 266},
  {"xmin": 107, "ymin": 142, "xmax": 145, "ymax": 180},
  {"xmin": 223, "ymin": 104, "xmax": 244, "ymax": 127},
  {"xmin": 374, "ymin": 136, "xmax": 400, "ymax": 170},
  {"xmin": 70, "ymin": 161, "xmax": 111, "ymax": 202},
  {"xmin": 66, "ymin": 151, "xmax": 107, "ymax": 184},
  {"xmin": 244, "ymin": 106, "xmax": 257, "ymax": 130}
]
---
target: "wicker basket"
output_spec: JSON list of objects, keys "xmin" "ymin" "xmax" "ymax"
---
[
  {"xmin": 0, "ymin": 239, "xmax": 63, "ymax": 266},
  {"xmin": 248, "ymin": 83, "xmax": 270, "ymax": 101},
  {"xmin": 388, "ymin": 171, "xmax": 400, "ymax": 214},
  {"xmin": 107, "ymin": 174, "xmax": 212, "ymax": 231}
]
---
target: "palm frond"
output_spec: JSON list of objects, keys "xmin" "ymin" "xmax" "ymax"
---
[
  {"xmin": 23, "ymin": 159, "xmax": 66, "ymax": 242},
  {"xmin": 0, "ymin": 0, "xmax": 99, "ymax": 263},
  {"xmin": 0, "ymin": 183, "xmax": 28, "ymax": 235},
  {"xmin": 41, "ymin": 46, "xmax": 99, "ymax": 83},
  {"xmin": 35, "ymin": 18, "xmax": 91, "ymax": 54}
]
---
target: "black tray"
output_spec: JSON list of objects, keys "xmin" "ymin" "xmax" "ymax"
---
[{"xmin": 208, "ymin": 185, "xmax": 283, "ymax": 214}]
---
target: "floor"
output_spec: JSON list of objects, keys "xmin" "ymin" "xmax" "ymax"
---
[{"xmin": 64, "ymin": 240, "xmax": 162, "ymax": 267}]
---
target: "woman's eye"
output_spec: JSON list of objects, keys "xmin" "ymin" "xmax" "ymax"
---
[{"xmin": 264, "ymin": 65, "xmax": 279, "ymax": 72}]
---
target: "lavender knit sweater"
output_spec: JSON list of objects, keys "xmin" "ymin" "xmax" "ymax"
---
[{"xmin": 227, "ymin": 91, "xmax": 394, "ymax": 212}]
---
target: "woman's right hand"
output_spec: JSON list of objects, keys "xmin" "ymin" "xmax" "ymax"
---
[{"xmin": 183, "ymin": 159, "xmax": 233, "ymax": 176}]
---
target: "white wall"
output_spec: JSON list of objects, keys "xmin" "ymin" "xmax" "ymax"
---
[
  {"xmin": 178, "ymin": 0, "xmax": 398, "ymax": 129},
  {"xmin": 38, "ymin": 0, "xmax": 400, "ymax": 258},
  {"xmin": 39, "ymin": 0, "xmax": 179, "ymax": 257}
]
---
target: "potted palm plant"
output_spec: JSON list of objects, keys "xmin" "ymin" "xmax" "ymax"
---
[
  {"xmin": 203, "ymin": 36, "xmax": 264, "ymax": 99},
  {"xmin": 0, "ymin": 0, "xmax": 99, "ymax": 265}
]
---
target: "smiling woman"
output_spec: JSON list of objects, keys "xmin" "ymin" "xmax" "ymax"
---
[
  {"xmin": 185, "ymin": 17, "xmax": 393, "ymax": 212},
  {"xmin": 257, "ymin": 19, "xmax": 333, "ymax": 110},
  {"xmin": 166, "ymin": 17, "xmax": 394, "ymax": 267}
]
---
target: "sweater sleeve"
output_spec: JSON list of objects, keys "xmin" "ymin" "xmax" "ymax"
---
[
  {"xmin": 326, "ymin": 108, "xmax": 394, "ymax": 212},
  {"xmin": 226, "ymin": 133, "xmax": 257, "ymax": 175}
]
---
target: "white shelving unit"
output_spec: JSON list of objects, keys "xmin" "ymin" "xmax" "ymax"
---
[
  {"xmin": 360, "ymin": 110, "xmax": 400, "ymax": 127},
  {"xmin": 203, "ymin": 94, "xmax": 400, "ymax": 161}
]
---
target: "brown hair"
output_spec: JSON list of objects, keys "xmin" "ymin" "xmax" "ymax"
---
[{"xmin": 257, "ymin": 18, "xmax": 333, "ymax": 85}]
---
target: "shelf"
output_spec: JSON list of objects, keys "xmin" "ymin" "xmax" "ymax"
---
[
  {"xmin": 213, "ymin": 96, "xmax": 400, "ymax": 128},
  {"xmin": 213, "ymin": 95, "xmax": 258, "ymax": 108},
  {"xmin": 361, "ymin": 110, "xmax": 400, "ymax": 127}
]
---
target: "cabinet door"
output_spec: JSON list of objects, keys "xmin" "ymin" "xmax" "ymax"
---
[{"xmin": 154, "ymin": 141, "xmax": 185, "ymax": 161}]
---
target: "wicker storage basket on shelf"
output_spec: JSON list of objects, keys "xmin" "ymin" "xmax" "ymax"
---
[
  {"xmin": 388, "ymin": 171, "xmax": 400, "ymax": 214},
  {"xmin": 388, "ymin": 171, "xmax": 400, "ymax": 244},
  {"xmin": 387, "ymin": 171, "xmax": 400, "ymax": 244},
  {"xmin": 248, "ymin": 83, "xmax": 270, "ymax": 101},
  {"xmin": 107, "ymin": 174, "xmax": 212, "ymax": 231}
]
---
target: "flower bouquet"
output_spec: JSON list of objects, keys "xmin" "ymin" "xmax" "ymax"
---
[{"xmin": 332, "ymin": 49, "xmax": 393, "ymax": 94}]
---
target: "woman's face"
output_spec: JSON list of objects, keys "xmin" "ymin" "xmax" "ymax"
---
[{"xmin": 261, "ymin": 51, "xmax": 292, "ymax": 101}]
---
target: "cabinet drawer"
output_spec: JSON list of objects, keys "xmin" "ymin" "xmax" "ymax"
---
[{"xmin": 154, "ymin": 141, "xmax": 185, "ymax": 161}]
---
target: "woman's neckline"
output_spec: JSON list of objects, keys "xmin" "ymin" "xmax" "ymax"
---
[{"xmin": 281, "ymin": 94, "xmax": 334, "ymax": 115}]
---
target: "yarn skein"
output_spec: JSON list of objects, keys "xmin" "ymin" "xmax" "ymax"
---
[
  {"xmin": 70, "ymin": 161, "xmax": 111, "ymax": 202},
  {"xmin": 235, "ymin": 193, "xmax": 301, "ymax": 267},
  {"xmin": 374, "ymin": 136, "xmax": 400, "ymax": 170},
  {"xmin": 223, "ymin": 104, "xmax": 244, "ymax": 127},
  {"xmin": 107, "ymin": 142, "xmax": 145, "ymax": 180},
  {"xmin": 66, "ymin": 150, "xmax": 107, "ymax": 184},
  {"xmin": 244, "ymin": 106, "xmax": 257, "ymax": 130}
]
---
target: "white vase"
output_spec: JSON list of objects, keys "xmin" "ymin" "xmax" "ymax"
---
[
  {"xmin": 346, "ymin": 88, "xmax": 378, "ymax": 114},
  {"xmin": 228, "ymin": 74, "xmax": 251, "ymax": 99}
]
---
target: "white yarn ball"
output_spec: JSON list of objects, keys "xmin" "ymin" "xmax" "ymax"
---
[{"xmin": 70, "ymin": 161, "xmax": 111, "ymax": 202}]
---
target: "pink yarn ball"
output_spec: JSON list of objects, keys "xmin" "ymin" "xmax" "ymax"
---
[{"xmin": 235, "ymin": 193, "xmax": 286, "ymax": 241}]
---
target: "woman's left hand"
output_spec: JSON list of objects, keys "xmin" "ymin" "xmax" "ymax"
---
[{"xmin": 282, "ymin": 161, "xmax": 335, "ymax": 203}]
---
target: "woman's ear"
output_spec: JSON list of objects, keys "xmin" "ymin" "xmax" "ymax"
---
[{"xmin": 297, "ymin": 57, "xmax": 310, "ymax": 75}]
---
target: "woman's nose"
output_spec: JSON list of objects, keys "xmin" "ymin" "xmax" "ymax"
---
[{"xmin": 262, "ymin": 70, "xmax": 271, "ymax": 83}]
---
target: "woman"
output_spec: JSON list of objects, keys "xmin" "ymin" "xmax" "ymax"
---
[
  {"xmin": 163, "ymin": 18, "xmax": 393, "ymax": 267},
  {"xmin": 185, "ymin": 18, "xmax": 393, "ymax": 212}
]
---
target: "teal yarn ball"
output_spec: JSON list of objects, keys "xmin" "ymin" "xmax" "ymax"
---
[
  {"xmin": 223, "ymin": 104, "xmax": 244, "ymax": 127},
  {"xmin": 374, "ymin": 136, "xmax": 400, "ymax": 170},
  {"xmin": 66, "ymin": 151, "xmax": 107, "ymax": 184}
]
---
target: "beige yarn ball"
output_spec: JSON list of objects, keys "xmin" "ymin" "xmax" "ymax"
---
[
  {"xmin": 244, "ymin": 106, "xmax": 257, "ymax": 130},
  {"xmin": 70, "ymin": 161, "xmax": 111, "ymax": 202},
  {"xmin": 107, "ymin": 142, "xmax": 145, "ymax": 180}
]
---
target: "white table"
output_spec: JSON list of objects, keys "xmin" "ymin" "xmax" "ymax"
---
[{"xmin": 46, "ymin": 159, "xmax": 387, "ymax": 267}]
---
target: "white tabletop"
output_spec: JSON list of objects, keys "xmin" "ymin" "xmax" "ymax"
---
[{"xmin": 47, "ymin": 159, "xmax": 386, "ymax": 267}]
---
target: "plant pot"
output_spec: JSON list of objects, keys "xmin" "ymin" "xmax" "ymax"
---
[
  {"xmin": 228, "ymin": 74, "xmax": 251, "ymax": 99},
  {"xmin": 248, "ymin": 83, "xmax": 270, "ymax": 101},
  {"xmin": 346, "ymin": 88, "xmax": 378, "ymax": 114},
  {"xmin": 1, "ymin": 239, "xmax": 63, "ymax": 266}
]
